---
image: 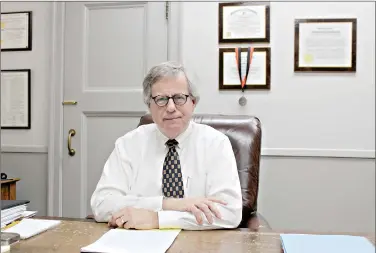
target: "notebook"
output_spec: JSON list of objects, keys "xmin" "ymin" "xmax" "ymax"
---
[
  {"xmin": 4, "ymin": 218, "xmax": 61, "ymax": 239},
  {"xmin": 1, "ymin": 201, "xmax": 29, "ymax": 229},
  {"xmin": 1, "ymin": 200, "xmax": 29, "ymax": 211},
  {"xmin": 81, "ymin": 228, "xmax": 181, "ymax": 253},
  {"xmin": 280, "ymin": 233, "xmax": 375, "ymax": 253}
]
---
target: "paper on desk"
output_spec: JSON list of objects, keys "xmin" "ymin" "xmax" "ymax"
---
[
  {"xmin": 4, "ymin": 218, "xmax": 61, "ymax": 239},
  {"xmin": 280, "ymin": 233, "xmax": 375, "ymax": 253},
  {"xmin": 22, "ymin": 210, "xmax": 37, "ymax": 218},
  {"xmin": 1, "ymin": 245, "xmax": 10, "ymax": 253},
  {"xmin": 81, "ymin": 229, "xmax": 181, "ymax": 253}
]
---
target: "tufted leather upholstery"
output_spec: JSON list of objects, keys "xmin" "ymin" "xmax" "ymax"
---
[{"xmin": 138, "ymin": 114, "xmax": 270, "ymax": 230}]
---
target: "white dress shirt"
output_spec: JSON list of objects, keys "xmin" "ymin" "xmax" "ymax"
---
[{"xmin": 90, "ymin": 120, "xmax": 243, "ymax": 230}]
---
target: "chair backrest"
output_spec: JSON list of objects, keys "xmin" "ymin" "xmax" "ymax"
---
[{"xmin": 138, "ymin": 114, "xmax": 262, "ymax": 227}]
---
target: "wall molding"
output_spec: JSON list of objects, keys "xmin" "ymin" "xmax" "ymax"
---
[
  {"xmin": 2, "ymin": 144, "xmax": 373, "ymax": 159},
  {"xmin": 261, "ymin": 148, "xmax": 375, "ymax": 159},
  {"xmin": 48, "ymin": 1, "xmax": 65, "ymax": 217},
  {"xmin": 168, "ymin": 2, "xmax": 183, "ymax": 62},
  {"xmin": 1, "ymin": 145, "xmax": 48, "ymax": 153}
]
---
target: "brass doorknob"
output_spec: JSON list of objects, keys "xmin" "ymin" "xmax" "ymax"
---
[{"xmin": 68, "ymin": 129, "xmax": 76, "ymax": 156}]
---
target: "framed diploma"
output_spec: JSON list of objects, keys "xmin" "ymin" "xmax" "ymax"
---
[
  {"xmin": 218, "ymin": 2, "xmax": 270, "ymax": 43},
  {"xmin": 219, "ymin": 47, "xmax": 270, "ymax": 90},
  {"xmin": 1, "ymin": 11, "xmax": 32, "ymax": 51},
  {"xmin": 1, "ymin": 69, "xmax": 31, "ymax": 129},
  {"xmin": 294, "ymin": 18, "xmax": 357, "ymax": 72}
]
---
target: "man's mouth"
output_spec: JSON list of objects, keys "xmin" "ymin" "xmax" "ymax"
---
[{"xmin": 164, "ymin": 117, "xmax": 180, "ymax": 121}]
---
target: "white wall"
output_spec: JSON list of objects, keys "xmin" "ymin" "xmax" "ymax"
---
[
  {"xmin": 1, "ymin": 2, "xmax": 52, "ymax": 215},
  {"xmin": 1, "ymin": 2, "xmax": 52, "ymax": 149},
  {"xmin": 180, "ymin": 2, "xmax": 375, "ymax": 233},
  {"xmin": 181, "ymin": 2, "xmax": 375, "ymax": 157}
]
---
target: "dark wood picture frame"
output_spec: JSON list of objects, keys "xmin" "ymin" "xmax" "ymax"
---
[
  {"xmin": 218, "ymin": 2, "xmax": 270, "ymax": 43},
  {"xmin": 1, "ymin": 11, "xmax": 32, "ymax": 51},
  {"xmin": 219, "ymin": 47, "xmax": 271, "ymax": 90},
  {"xmin": 1, "ymin": 69, "xmax": 31, "ymax": 129},
  {"xmin": 294, "ymin": 18, "xmax": 357, "ymax": 72}
]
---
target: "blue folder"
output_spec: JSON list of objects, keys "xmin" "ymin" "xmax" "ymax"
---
[{"xmin": 280, "ymin": 233, "xmax": 375, "ymax": 253}]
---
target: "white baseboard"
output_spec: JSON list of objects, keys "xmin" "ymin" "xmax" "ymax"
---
[
  {"xmin": 262, "ymin": 148, "xmax": 375, "ymax": 158},
  {"xmin": 1, "ymin": 145, "xmax": 48, "ymax": 153}
]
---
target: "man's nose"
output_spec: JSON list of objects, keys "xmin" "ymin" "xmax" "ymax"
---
[{"xmin": 166, "ymin": 98, "xmax": 176, "ymax": 112}]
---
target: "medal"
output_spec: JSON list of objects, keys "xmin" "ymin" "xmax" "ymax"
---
[
  {"xmin": 234, "ymin": 47, "xmax": 254, "ymax": 106},
  {"xmin": 238, "ymin": 95, "xmax": 247, "ymax": 106}
]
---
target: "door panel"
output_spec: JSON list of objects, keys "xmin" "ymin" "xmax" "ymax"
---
[
  {"xmin": 62, "ymin": 2, "xmax": 168, "ymax": 218},
  {"xmin": 86, "ymin": 4, "xmax": 146, "ymax": 90}
]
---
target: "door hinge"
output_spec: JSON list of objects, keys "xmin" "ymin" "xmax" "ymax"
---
[{"xmin": 165, "ymin": 1, "xmax": 169, "ymax": 21}]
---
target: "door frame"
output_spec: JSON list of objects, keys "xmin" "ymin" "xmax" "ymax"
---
[{"xmin": 47, "ymin": 1, "xmax": 183, "ymax": 216}]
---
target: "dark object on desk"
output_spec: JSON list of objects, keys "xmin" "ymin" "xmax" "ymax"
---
[
  {"xmin": 138, "ymin": 114, "xmax": 270, "ymax": 230},
  {"xmin": 1, "ymin": 232, "xmax": 20, "ymax": 246},
  {"xmin": 1, "ymin": 173, "xmax": 7, "ymax": 180},
  {"xmin": 1, "ymin": 200, "xmax": 30, "ymax": 210}
]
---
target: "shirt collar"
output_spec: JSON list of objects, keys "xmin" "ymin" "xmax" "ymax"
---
[{"xmin": 156, "ymin": 120, "xmax": 194, "ymax": 149}]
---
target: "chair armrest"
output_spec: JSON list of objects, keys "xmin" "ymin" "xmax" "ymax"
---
[{"xmin": 247, "ymin": 212, "xmax": 272, "ymax": 232}]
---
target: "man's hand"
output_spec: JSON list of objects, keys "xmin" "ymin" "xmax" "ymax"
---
[
  {"xmin": 162, "ymin": 197, "xmax": 227, "ymax": 225},
  {"xmin": 108, "ymin": 207, "xmax": 159, "ymax": 230}
]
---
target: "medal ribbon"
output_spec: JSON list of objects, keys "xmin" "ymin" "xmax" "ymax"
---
[{"xmin": 235, "ymin": 47, "xmax": 254, "ymax": 92}]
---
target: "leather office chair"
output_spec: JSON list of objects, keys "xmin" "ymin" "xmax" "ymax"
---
[{"xmin": 138, "ymin": 114, "xmax": 271, "ymax": 231}]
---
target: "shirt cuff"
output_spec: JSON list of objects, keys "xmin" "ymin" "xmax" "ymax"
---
[{"xmin": 158, "ymin": 210, "xmax": 185, "ymax": 229}]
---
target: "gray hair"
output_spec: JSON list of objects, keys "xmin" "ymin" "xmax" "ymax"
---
[{"xmin": 142, "ymin": 61, "xmax": 200, "ymax": 106}]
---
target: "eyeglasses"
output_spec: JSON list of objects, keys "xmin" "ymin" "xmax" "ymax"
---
[{"xmin": 151, "ymin": 93, "xmax": 190, "ymax": 107}]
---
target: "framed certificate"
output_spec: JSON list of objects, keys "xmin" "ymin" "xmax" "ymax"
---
[
  {"xmin": 294, "ymin": 18, "xmax": 357, "ymax": 72},
  {"xmin": 218, "ymin": 2, "xmax": 270, "ymax": 43},
  {"xmin": 219, "ymin": 47, "xmax": 271, "ymax": 90},
  {"xmin": 1, "ymin": 11, "xmax": 32, "ymax": 51},
  {"xmin": 1, "ymin": 69, "xmax": 31, "ymax": 129}
]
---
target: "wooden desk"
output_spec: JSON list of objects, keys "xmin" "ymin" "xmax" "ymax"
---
[
  {"xmin": 1, "ymin": 178, "xmax": 20, "ymax": 200},
  {"xmin": 7, "ymin": 217, "xmax": 375, "ymax": 253}
]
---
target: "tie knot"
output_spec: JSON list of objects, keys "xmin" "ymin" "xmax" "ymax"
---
[{"xmin": 166, "ymin": 139, "xmax": 178, "ymax": 148}]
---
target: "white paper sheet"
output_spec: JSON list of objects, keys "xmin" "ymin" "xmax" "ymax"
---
[
  {"xmin": 222, "ymin": 5, "xmax": 266, "ymax": 39},
  {"xmin": 298, "ymin": 22, "xmax": 353, "ymax": 67},
  {"xmin": 81, "ymin": 229, "xmax": 181, "ymax": 253},
  {"xmin": 1, "ymin": 71, "xmax": 29, "ymax": 127},
  {"xmin": 1, "ymin": 12, "xmax": 30, "ymax": 49},
  {"xmin": 223, "ymin": 51, "xmax": 266, "ymax": 85},
  {"xmin": 281, "ymin": 233, "xmax": 375, "ymax": 253},
  {"xmin": 22, "ymin": 211, "xmax": 38, "ymax": 218},
  {"xmin": 4, "ymin": 218, "xmax": 61, "ymax": 239}
]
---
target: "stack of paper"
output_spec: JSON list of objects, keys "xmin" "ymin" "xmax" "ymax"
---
[
  {"xmin": 1, "ymin": 200, "xmax": 29, "ymax": 229},
  {"xmin": 22, "ymin": 210, "xmax": 38, "ymax": 218},
  {"xmin": 81, "ymin": 229, "xmax": 181, "ymax": 253},
  {"xmin": 280, "ymin": 233, "xmax": 375, "ymax": 253},
  {"xmin": 3, "ymin": 218, "xmax": 61, "ymax": 239}
]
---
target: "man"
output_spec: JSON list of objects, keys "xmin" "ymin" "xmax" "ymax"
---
[{"xmin": 90, "ymin": 61, "xmax": 242, "ymax": 230}]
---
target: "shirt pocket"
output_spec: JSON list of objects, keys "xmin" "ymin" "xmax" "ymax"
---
[{"xmin": 184, "ymin": 173, "xmax": 206, "ymax": 198}]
